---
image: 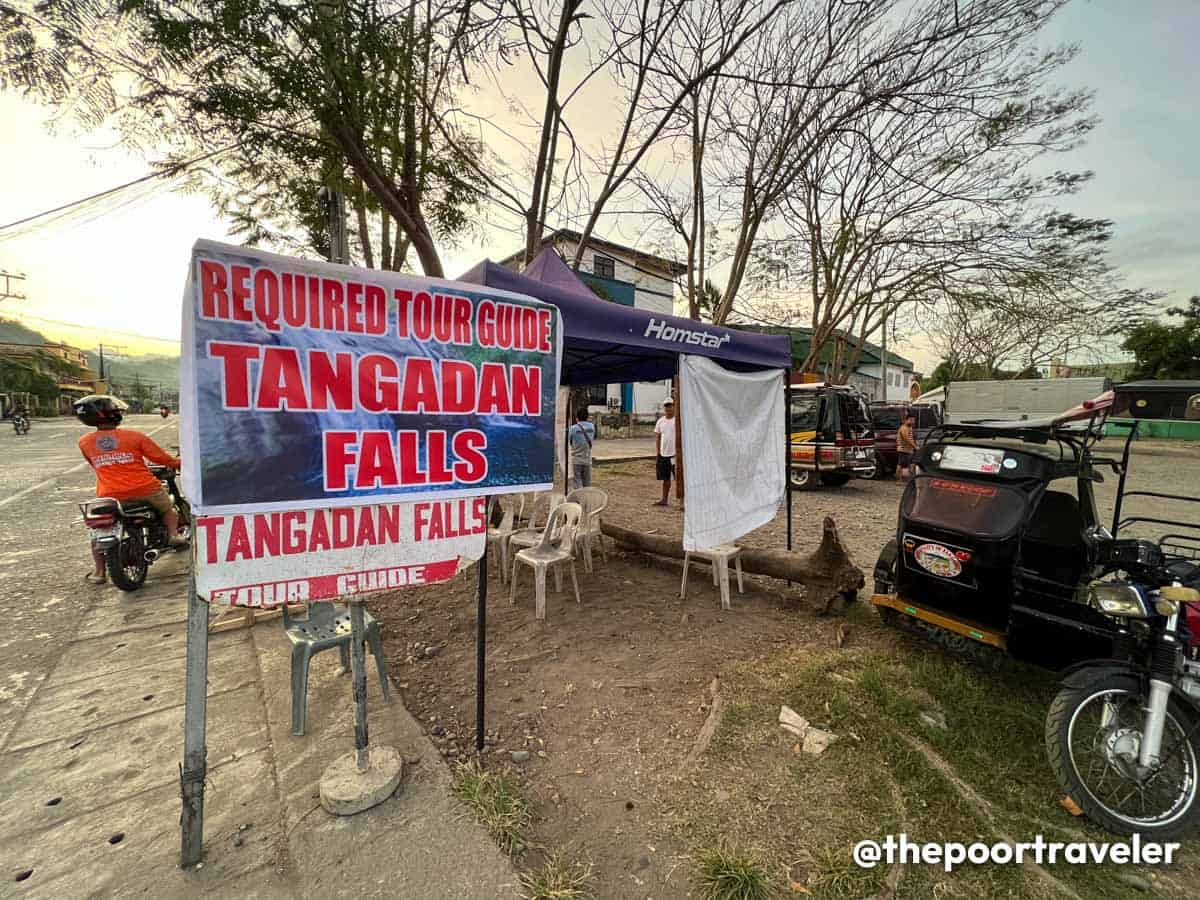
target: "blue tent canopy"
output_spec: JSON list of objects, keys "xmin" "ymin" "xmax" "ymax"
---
[{"xmin": 459, "ymin": 250, "xmax": 792, "ymax": 387}]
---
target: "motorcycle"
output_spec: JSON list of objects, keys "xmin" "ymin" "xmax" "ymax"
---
[
  {"xmin": 80, "ymin": 465, "xmax": 191, "ymax": 591},
  {"xmin": 1045, "ymin": 533, "xmax": 1200, "ymax": 837},
  {"xmin": 12, "ymin": 413, "xmax": 29, "ymax": 435}
]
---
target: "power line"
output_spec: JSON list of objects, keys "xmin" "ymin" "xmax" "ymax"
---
[{"xmin": 0, "ymin": 142, "xmax": 238, "ymax": 237}]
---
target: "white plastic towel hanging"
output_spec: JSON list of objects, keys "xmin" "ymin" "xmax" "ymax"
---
[{"xmin": 680, "ymin": 355, "xmax": 785, "ymax": 551}]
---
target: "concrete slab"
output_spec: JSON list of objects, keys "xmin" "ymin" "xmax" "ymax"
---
[
  {"xmin": 10, "ymin": 752, "xmax": 293, "ymax": 900},
  {"xmin": 74, "ymin": 581, "xmax": 190, "ymax": 640},
  {"xmin": 0, "ymin": 683, "xmax": 269, "ymax": 839},
  {"xmin": 48, "ymin": 622, "xmax": 191, "ymax": 686},
  {"xmin": 252, "ymin": 627, "xmax": 522, "ymax": 899},
  {"xmin": 6, "ymin": 631, "xmax": 254, "ymax": 751}
]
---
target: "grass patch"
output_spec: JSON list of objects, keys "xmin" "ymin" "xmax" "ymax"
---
[
  {"xmin": 450, "ymin": 761, "xmax": 532, "ymax": 855},
  {"xmin": 694, "ymin": 846, "xmax": 773, "ymax": 900},
  {"xmin": 519, "ymin": 849, "xmax": 594, "ymax": 900}
]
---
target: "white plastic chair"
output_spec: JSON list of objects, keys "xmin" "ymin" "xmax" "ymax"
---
[
  {"xmin": 565, "ymin": 486, "xmax": 609, "ymax": 572},
  {"xmin": 509, "ymin": 502, "xmax": 583, "ymax": 620},
  {"xmin": 680, "ymin": 544, "xmax": 745, "ymax": 611},
  {"xmin": 486, "ymin": 495, "xmax": 524, "ymax": 583},
  {"xmin": 508, "ymin": 492, "xmax": 565, "ymax": 555}
]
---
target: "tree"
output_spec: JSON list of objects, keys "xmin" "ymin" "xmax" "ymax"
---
[
  {"xmin": 1, "ymin": 0, "xmax": 492, "ymax": 275},
  {"xmin": 1123, "ymin": 297, "xmax": 1200, "ymax": 380}
]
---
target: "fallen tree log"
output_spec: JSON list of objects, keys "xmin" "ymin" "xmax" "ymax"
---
[{"xmin": 600, "ymin": 516, "xmax": 865, "ymax": 613}]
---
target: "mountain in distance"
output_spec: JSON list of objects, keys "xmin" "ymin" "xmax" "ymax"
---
[{"xmin": 1, "ymin": 317, "xmax": 181, "ymax": 390}]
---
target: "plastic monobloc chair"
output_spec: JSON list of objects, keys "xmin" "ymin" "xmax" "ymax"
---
[
  {"xmin": 282, "ymin": 601, "xmax": 391, "ymax": 736},
  {"xmin": 487, "ymin": 494, "xmax": 524, "ymax": 583},
  {"xmin": 565, "ymin": 486, "xmax": 609, "ymax": 572},
  {"xmin": 509, "ymin": 502, "xmax": 583, "ymax": 620}
]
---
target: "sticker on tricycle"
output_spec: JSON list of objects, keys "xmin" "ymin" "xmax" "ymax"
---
[
  {"xmin": 939, "ymin": 445, "xmax": 1005, "ymax": 475},
  {"xmin": 913, "ymin": 542, "xmax": 963, "ymax": 578}
]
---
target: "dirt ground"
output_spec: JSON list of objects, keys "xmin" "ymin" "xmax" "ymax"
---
[{"xmin": 372, "ymin": 440, "xmax": 1200, "ymax": 898}]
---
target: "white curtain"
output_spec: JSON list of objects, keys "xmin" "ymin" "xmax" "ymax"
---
[{"xmin": 680, "ymin": 355, "xmax": 785, "ymax": 551}]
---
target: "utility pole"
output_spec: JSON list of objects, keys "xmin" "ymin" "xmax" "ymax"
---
[
  {"xmin": 0, "ymin": 271, "xmax": 26, "ymax": 302},
  {"xmin": 880, "ymin": 305, "xmax": 888, "ymax": 403},
  {"xmin": 96, "ymin": 343, "xmax": 126, "ymax": 382}
]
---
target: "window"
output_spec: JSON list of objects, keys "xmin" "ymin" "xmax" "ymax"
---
[
  {"xmin": 593, "ymin": 254, "xmax": 615, "ymax": 279},
  {"xmin": 585, "ymin": 384, "xmax": 608, "ymax": 406}
]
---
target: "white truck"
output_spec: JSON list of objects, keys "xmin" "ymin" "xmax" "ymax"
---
[{"xmin": 941, "ymin": 377, "xmax": 1111, "ymax": 424}]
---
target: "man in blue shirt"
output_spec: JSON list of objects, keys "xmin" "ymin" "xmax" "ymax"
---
[{"xmin": 568, "ymin": 407, "xmax": 596, "ymax": 489}]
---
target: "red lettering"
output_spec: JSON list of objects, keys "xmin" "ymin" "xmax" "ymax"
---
[
  {"xmin": 308, "ymin": 512, "xmax": 331, "ymax": 551},
  {"xmin": 453, "ymin": 297, "xmax": 472, "ymax": 343},
  {"xmin": 359, "ymin": 354, "xmax": 400, "ymax": 413},
  {"xmin": 394, "ymin": 289, "xmax": 412, "ymax": 337},
  {"xmin": 208, "ymin": 342, "xmax": 261, "ymax": 408},
  {"xmin": 496, "ymin": 304, "xmax": 514, "ymax": 347},
  {"xmin": 355, "ymin": 431, "xmax": 399, "ymax": 488},
  {"xmin": 538, "ymin": 308, "xmax": 552, "ymax": 352},
  {"xmin": 195, "ymin": 515, "xmax": 225, "ymax": 565},
  {"xmin": 476, "ymin": 300, "xmax": 495, "ymax": 346},
  {"xmin": 410, "ymin": 292, "xmax": 433, "ymax": 340},
  {"xmin": 253, "ymin": 513, "xmax": 280, "ymax": 557},
  {"xmin": 332, "ymin": 509, "xmax": 355, "ymax": 549},
  {"xmin": 309, "ymin": 350, "xmax": 354, "ymax": 411},
  {"xmin": 427, "ymin": 504, "xmax": 446, "ymax": 540},
  {"xmin": 355, "ymin": 508, "xmax": 378, "ymax": 545},
  {"xmin": 510, "ymin": 365, "xmax": 541, "ymax": 415},
  {"xmin": 256, "ymin": 347, "xmax": 308, "ymax": 410},
  {"xmin": 346, "ymin": 282, "xmax": 364, "ymax": 333},
  {"xmin": 230, "ymin": 265, "xmax": 253, "ymax": 322},
  {"xmin": 282, "ymin": 511, "xmax": 306, "ymax": 553},
  {"xmin": 365, "ymin": 285, "xmax": 386, "ymax": 335},
  {"xmin": 472, "ymin": 497, "xmax": 487, "ymax": 533},
  {"xmin": 324, "ymin": 431, "xmax": 358, "ymax": 491},
  {"xmin": 427, "ymin": 430, "xmax": 453, "ymax": 484},
  {"xmin": 199, "ymin": 260, "xmax": 229, "ymax": 319},
  {"xmin": 413, "ymin": 502, "xmax": 431, "ymax": 541},
  {"xmin": 397, "ymin": 430, "xmax": 423, "ymax": 484},
  {"xmin": 521, "ymin": 308, "xmax": 538, "ymax": 348},
  {"xmin": 477, "ymin": 362, "xmax": 510, "ymax": 414},
  {"xmin": 308, "ymin": 276, "xmax": 321, "ymax": 326},
  {"xmin": 441, "ymin": 360, "xmax": 476, "ymax": 413},
  {"xmin": 253, "ymin": 269, "xmax": 281, "ymax": 330},
  {"xmin": 282, "ymin": 273, "xmax": 305, "ymax": 327},
  {"xmin": 453, "ymin": 430, "xmax": 488, "ymax": 483},
  {"xmin": 378, "ymin": 505, "xmax": 401, "ymax": 543},
  {"xmin": 401, "ymin": 358, "xmax": 440, "ymax": 413},
  {"xmin": 321, "ymin": 279, "xmax": 346, "ymax": 331},
  {"xmin": 226, "ymin": 516, "xmax": 252, "ymax": 561}
]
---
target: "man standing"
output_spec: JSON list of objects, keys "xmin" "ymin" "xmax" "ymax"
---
[
  {"xmin": 568, "ymin": 407, "xmax": 596, "ymax": 489},
  {"xmin": 896, "ymin": 413, "xmax": 918, "ymax": 482},
  {"xmin": 653, "ymin": 397, "xmax": 676, "ymax": 506}
]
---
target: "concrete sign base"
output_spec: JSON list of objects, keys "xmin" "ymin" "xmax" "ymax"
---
[{"xmin": 319, "ymin": 745, "xmax": 404, "ymax": 816}]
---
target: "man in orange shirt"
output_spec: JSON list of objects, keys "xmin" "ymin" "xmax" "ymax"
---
[{"xmin": 75, "ymin": 395, "xmax": 184, "ymax": 583}]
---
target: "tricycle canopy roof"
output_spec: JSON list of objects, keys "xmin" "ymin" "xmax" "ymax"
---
[
  {"xmin": 1113, "ymin": 380, "xmax": 1200, "ymax": 421},
  {"xmin": 458, "ymin": 249, "xmax": 792, "ymax": 386}
]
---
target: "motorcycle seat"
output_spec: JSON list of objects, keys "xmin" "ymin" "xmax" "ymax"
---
[
  {"xmin": 1164, "ymin": 559, "xmax": 1200, "ymax": 589},
  {"xmin": 120, "ymin": 501, "xmax": 158, "ymax": 516}
]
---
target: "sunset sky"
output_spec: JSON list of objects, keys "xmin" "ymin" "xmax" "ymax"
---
[{"xmin": 0, "ymin": 0, "xmax": 1195, "ymax": 372}]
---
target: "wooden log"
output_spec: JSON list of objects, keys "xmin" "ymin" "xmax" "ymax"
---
[{"xmin": 600, "ymin": 516, "xmax": 865, "ymax": 612}]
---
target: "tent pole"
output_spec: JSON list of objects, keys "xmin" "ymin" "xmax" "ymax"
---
[
  {"xmin": 475, "ymin": 530, "xmax": 489, "ymax": 753},
  {"xmin": 673, "ymin": 372, "xmax": 684, "ymax": 507},
  {"xmin": 785, "ymin": 378, "xmax": 793, "ymax": 586}
]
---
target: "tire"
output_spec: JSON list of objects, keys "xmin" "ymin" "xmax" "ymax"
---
[
  {"xmin": 107, "ymin": 527, "xmax": 149, "ymax": 592},
  {"xmin": 820, "ymin": 473, "xmax": 850, "ymax": 487},
  {"xmin": 791, "ymin": 468, "xmax": 818, "ymax": 491},
  {"xmin": 871, "ymin": 462, "xmax": 891, "ymax": 480},
  {"xmin": 1045, "ymin": 672, "xmax": 1200, "ymax": 837}
]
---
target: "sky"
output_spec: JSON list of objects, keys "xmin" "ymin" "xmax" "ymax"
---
[{"xmin": 0, "ymin": 0, "xmax": 1196, "ymax": 372}]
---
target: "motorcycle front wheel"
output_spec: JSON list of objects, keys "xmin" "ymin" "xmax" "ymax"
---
[
  {"xmin": 106, "ymin": 527, "xmax": 148, "ymax": 592},
  {"xmin": 1046, "ymin": 672, "xmax": 1200, "ymax": 837}
]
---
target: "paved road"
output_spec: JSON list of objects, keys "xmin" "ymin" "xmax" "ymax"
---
[{"xmin": 0, "ymin": 415, "xmax": 519, "ymax": 899}]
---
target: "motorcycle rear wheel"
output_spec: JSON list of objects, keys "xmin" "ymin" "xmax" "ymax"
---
[
  {"xmin": 1046, "ymin": 672, "xmax": 1200, "ymax": 837},
  {"xmin": 107, "ymin": 527, "xmax": 148, "ymax": 592}
]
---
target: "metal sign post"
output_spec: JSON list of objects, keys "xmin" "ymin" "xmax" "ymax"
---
[
  {"xmin": 180, "ymin": 564, "xmax": 209, "ymax": 868},
  {"xmin": 475, "ymin": 536, "xmax": 489, "ymax": 752},
  {"xmin": 348, "ymin": 601, "xmax": 371, "ymax": 771}
]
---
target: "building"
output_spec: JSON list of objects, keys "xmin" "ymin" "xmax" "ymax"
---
[
  {"xmin": 0, "ymin": 340, "xmax": 106, "ymax": 413},
  {"xmin": 499, "ymin": 229, "xmax": 686, "ymax": 417},
  {"xmin": 737, "ymin": 325, "xmax": 917, "ymax": 402}
]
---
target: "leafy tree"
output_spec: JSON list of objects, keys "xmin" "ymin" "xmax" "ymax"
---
[
  {"xmin": 1, "ymin": 0, "xmax": 491, "ymax": 274},
  {"xmin": 1123, "ymin": 297, "xmax": 1200, "ymax": 380}
]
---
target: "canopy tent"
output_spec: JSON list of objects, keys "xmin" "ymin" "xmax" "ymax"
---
[
  {"xmin": 459, "ymin": 250, "xmax": 792, "ymax": 384},
  {"xmin": 460, "ymin": 249, "xmax": 795, "ymax": 753}
]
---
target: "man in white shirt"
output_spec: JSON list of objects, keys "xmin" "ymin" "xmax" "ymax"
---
[{"xmin": 653, "ymin": 398, "xmax": 676, "ymax": 506}]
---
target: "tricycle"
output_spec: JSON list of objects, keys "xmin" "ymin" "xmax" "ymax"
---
[{"xmin": 871, "ymin": 380, "xmax": 1200, "ymax": 836}]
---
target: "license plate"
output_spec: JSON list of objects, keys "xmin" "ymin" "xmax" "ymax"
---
[{"xmin": 89, "ymin": 526, "xmax": 119, "ymax": 540}]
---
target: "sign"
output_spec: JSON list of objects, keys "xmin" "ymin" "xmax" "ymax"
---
[
  {"xmin": 913, "ymin": 542, "xmax": 963, "ymax": 578},
  {"xmin": 193, "ymin": 499, "xmax": 486, "ymax": 606},
  {"xmin": 938, "ymin": 445, "xmax": 1004, "ymax": 475},
  {"xmin": 180, "ymin": 240, "xmax": 561, "ymax": 515}
]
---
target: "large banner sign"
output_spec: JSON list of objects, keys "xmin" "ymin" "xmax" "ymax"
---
[{"xmin": 180, "ymin": 240, "xmax": 561, "ymax": 604}]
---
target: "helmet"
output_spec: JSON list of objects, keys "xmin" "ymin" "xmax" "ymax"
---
[{"xmin": 73, "ymin": 394, "xmax": 129, "ymax": 427}]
